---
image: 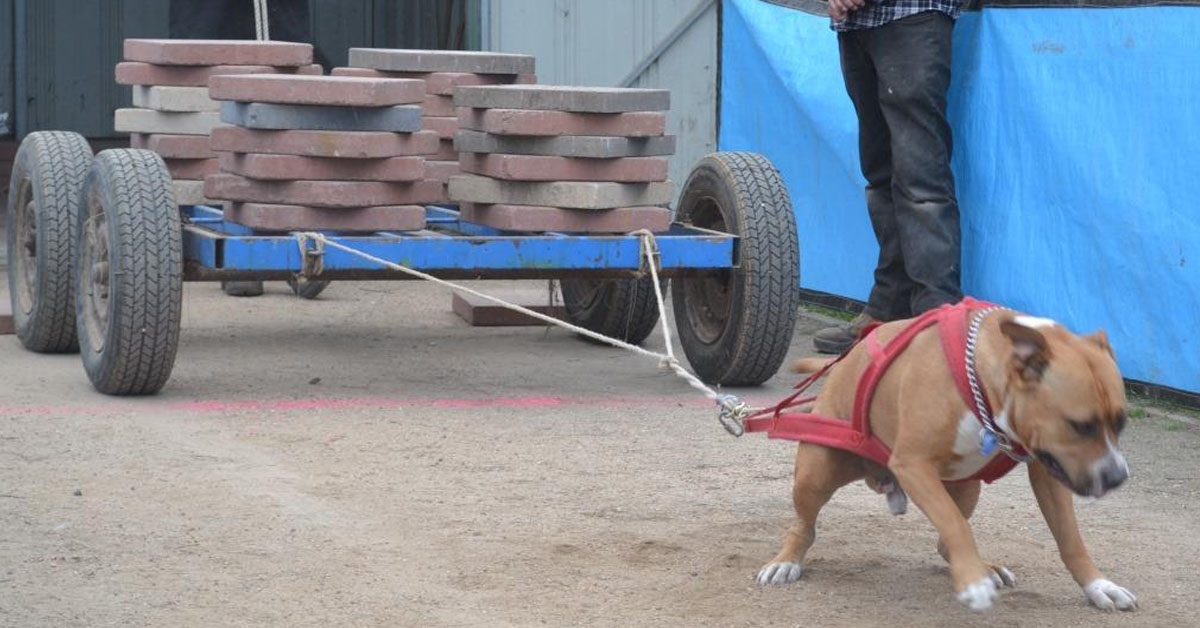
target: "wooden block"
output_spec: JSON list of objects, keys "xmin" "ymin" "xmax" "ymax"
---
[
  {"xmin": 422, "ymin": 95, "xmax": 456, "ymax": 117},
  {"xmin": 447, "ymin": 174, "xmax": 674, "ymax": 210},
  {"xmin": 130, "ymin": 134, "xmax": 214, "ymax": 159},
  {"xmin": 114, "ymin": 109, "xmax": 223, "ymax": 136},
  {"xmin": 164, "ymin": 158, "xmax": 219, "ymax": 180},
  {"xmin": 205, "ymin": 174, "xmax": 444, "ymax": 207},
  {"xmin": 454, "ymin": 129, "xmax": 675, "ymax": 158},
  {"xmin": 332, "ymin": 67, "xmax": 536, "ymax": 95},
  {"xmin": 124, "ymin": 39, "xmax": 313, "ymax": 67},
  {"xmin": 458, "ymin": 153, "xmax": 668, "ymax": 182},
  {"xmin": 224, "ymin": 202, "xmax": 427, "ymax": 232},
  {"xmin": 452, "ymin": 290, "xmax": 566, "ymax": 327},
  {"xmin": 132, "ymin": 86, "xmax": 219, "ymax": 112},
  {"xmin": 174, "ymin": 179, "xmax": 213, "ymax": 206},
  {"xmin": 424, "ymin": 160, "xmax": 460, "ymax": 184},
  {"xmin": 208, "ymin": 73, "xmax": 425, "ymax": 106},
  {"xmin": 421, "ymin": 116, "xmax": 459, "ymax": 139},
  {"xmin": 348, "ymin": 48, "xmax": 535, "ymax": 75},
  {"xmin": 115, "ymin": 62, "xmax": 323, "ymax": 87},
  {"xmin": 458, "ymin": 203, "xmax": 671, "ymax": 233},
  {"xmin": 220, "ymin": 102, "xmax": 423, "ymax": 133},
  {"xmin": 457, "ymin": 108, "xmax": 666, "ymax": 137},
  {"xmin": 217, "ymin": 153, "xmax": 426, "ymax": 182},
  {"xmin": 210, "ymin": 127, "xmax": 439, "ymax": 159},
  {"xmin": 454, "ymin": 85, "xmax": 669, "ymax": 113}
]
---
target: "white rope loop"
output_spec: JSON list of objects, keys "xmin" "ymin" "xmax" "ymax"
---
[
  {"xmin": 292, "ymin": 231, "xmax": 754, "ymax": 434},
  {"xmin": 253, "ymin": 0, "xmax": 271, "ymax": 41}
]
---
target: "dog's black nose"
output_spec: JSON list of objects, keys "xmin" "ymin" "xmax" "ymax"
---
[{"xmin": 1101, "ymin": 465, "xmax": 1128, "ymax": 491}]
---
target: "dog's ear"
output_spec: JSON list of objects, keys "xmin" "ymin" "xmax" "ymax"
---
[
  {"xmin": 1087, "ymin": 329, "xmax": 1115, "ymax": 359},
  {"xmin": 1000, "ymin": 319, "xmax": 1052, "ymax": 382}
]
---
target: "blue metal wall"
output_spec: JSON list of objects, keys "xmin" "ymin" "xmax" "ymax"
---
[{"xmin": 720, "ymin": 0, "xmax": 1200, "ymax": 393}]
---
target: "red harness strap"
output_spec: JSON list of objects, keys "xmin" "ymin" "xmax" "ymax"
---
[{"xmin": 745, "ymin": 298, "xmax": 1020, "ymax": 484}]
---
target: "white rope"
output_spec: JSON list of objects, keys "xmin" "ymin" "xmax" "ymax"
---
[
  {"xmin": 253, "ymin": 0, "xmax": 271, "ymax": 41},
  {"xmin": 294, "ymin": 231, "xmax": 754, "ymax": 435}
]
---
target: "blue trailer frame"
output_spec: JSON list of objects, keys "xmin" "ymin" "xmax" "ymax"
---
[{"xmin": 180, "ymin": 205, "xmax": 738, "ymax": 281}]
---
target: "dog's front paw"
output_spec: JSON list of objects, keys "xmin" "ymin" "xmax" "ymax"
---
[
  {"xmin": 1084, "ymin": 579, "xmax": 1138, "ymax": 611},
  {"xmin": 756, "ymin": 561, "xmax": 803, "ymax": 586},
  {"xmin": 956, "ymin": 577, "xmax": 998, "ymax": 611}
]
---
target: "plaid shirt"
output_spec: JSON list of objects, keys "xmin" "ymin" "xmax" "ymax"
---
[{"xmin": 832, "ymin": 0, "xmax": 964, "ymax": 31}]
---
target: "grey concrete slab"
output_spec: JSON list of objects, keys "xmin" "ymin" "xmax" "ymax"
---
[
  {"xmin": 220, "ymin": 102, "xmax": 423, "ymax": 133},
  {"xmin": 454, "ymin": 129, "xmax": 675, "ymax": 158},
  {"xmin": 349, "ymin": 48, "xmax": 535, "ymax": 75},
  {"xmin": 447, "ymin": 174, "xmax": 674, "ymax": 210},
  {"xmin": 453, "ymin": 85, "xmax": 669, "ymax": 113}
]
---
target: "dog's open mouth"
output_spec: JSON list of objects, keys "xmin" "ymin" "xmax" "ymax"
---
[{"xmin": 1036, "ymin": 450, "xmax": 1072, "ymax": 484}]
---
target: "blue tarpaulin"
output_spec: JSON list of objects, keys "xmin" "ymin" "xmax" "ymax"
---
[{"xmin": 720, "ymin": 0, "xmax": 1200, "ymax": 393}]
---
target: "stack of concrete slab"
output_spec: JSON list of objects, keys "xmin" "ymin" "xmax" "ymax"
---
[
  {"xmin": 115, "ymin": 39, "xmax": 321, "ymax": 205},
  {"xmin": 331, "ymin": 48, "xmax": 537, "ymax": 203},
  {"xmin": 448, "ymin": 85, "xmax": 675, "ymax": 233},
  {"xmin": 204, "ymin": 73, "xmax": 442, "ymax": 232}
]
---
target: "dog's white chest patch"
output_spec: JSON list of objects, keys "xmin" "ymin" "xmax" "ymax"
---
[{"xmin": 946, "ymin": 411, "xmax": 999, "ymax": 481}]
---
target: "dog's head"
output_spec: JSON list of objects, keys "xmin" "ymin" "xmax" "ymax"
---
[{"xmin": 999, "ymin": 315, "xmax": 1129, "ymax": 498}]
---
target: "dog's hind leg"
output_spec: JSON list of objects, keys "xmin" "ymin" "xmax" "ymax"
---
[
  {"xmin": 757, "ymin": 444, "xmax": 865, "ymax": 586},
  {"xmin": 937, "ymin": 481, "xmax": 1017, "ymax": 589}
]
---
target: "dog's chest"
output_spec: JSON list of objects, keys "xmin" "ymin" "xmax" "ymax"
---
[{"xmin": 945, "ymin": 411, "xmax": 1002, "ymax": 481}]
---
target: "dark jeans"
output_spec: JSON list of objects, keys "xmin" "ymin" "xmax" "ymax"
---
[
  {"xmin": 170, "ymin": 0, "xmax": 311, "ymax": 43},
  {"xmin": 838, "ymin": 11, "xmax": 962, "ymax": 321}
]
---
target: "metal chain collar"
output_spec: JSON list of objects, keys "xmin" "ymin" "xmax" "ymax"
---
[{"xmin": 966, "ymin": 307, "xmax": 1031, "ymax": 462}]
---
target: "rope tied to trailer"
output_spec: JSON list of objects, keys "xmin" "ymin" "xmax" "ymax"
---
[{"xmin": 291, "ymin": 230, "xmax": 755, "ymax": 436}]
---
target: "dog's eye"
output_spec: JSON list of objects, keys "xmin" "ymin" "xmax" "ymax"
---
[
  {"xmin": 1114, "ymin": 412, "xmax": 1127, "ymax": 435},
  {"xmin": 1067, "ymin": 419, "xmax": 1098, "ymax": 437}
]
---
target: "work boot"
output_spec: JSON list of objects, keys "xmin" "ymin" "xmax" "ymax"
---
[
  {"xmin": 221, "ymin": 281, "xmax": 264, "ymax": 297},
  {"xmin": 813, "ymin": 312, "xmax": 878, "ymax": 355}
]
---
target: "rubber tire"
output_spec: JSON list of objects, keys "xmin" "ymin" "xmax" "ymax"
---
[
  {"xmin": 560, "ymin": 278, "xmax": 661, "ymax": 346},
  {"xmin": 75, "ymin": 149, "xmax": 183, "ymax": 396},
  {"xmin": 287, "ymin": 275, "xmax": 330, "ymax": 300},
  {"xmin": 671, "ymin": 152, "xmax": 800, "ymax": 386},
  {"xmin": 5, "ymin": 131, "xmax": 94, "ymax": 353}
]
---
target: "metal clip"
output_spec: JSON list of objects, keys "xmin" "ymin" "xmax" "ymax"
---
[
  {"xmin": 717, "ymin": 394, "xmax": 749, "ymax": 437},
  {"xmin": 296, "ymin": 233, "xmax": 326, "ymax": 278}
]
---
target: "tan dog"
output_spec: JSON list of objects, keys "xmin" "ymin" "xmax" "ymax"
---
[{"xmin": 756, "ymin": 312, "xmax": 1137, "ymax": 611}]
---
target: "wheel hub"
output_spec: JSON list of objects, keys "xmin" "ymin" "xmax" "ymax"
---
[
  {"xmin": 12, "ymin": 180, "xmax": 38, "ymax": 316},
  {"xmin": 681, "ymin": 196, "xmax": 733, "ymax": 344},
  {"xmin": 80, "ymin": 189, "xmax": 110, "ymax": 352}
]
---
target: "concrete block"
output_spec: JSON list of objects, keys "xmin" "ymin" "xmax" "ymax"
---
[
  {"xmin": 454, "ymin": 85, "xmax": 669, "ymax": 113},
  {"xmin": 224, "ymin": 202, "xmax": 426, "ymax": 233},
  {"xmin": 132, "ymin": 86, "xmax": 219, "ymax": 112},
  {"xmin": 173, "ymin": 179, "xmax": 214, "ymax": 206},
  {"xmin": 115, "ymin": 62, "xmax": 322, "ymax": 87},
  {"xmin": 457, "ymin": 108, "xmax": 666, "ymax": 137},
  {"xmin": 458, "ymin": 153, "xmax": 668, "ymax": 183},
  {"xmin": 124, "ymin": 39, "xmax": 313, "ymax": 67},
  {"xmin": 452, "ymin": 290, "xmax": 566, "ymax": 327},
  {"xmin": 164, "ymin": 158, "xmax": 220, "ymax": 180},
  {"xmin": 454, "ymin": 129, "xmax": 675, "ymax": 158},
  {"xmin": 422, "ymin": 116, "xmax": 459, "ymax": 139},
  {"xmin": 209, "ymin": 74, "xmax": 424, "ymax": 106},
  {"xmin": 424, "ymin": 160, "xmax": 460, "ymax": 184},
  {"xmin": 447, "ymin": 175, "xmax": 674, "ymax": 210},
  {"xmin": 205, "ymin": 174, "xmax": 444, "ymax": 207},
  {"xmin": 220, "ymin": 102, "xmax": 422, "ymax": 133},
  {"xmin": 130, "ymin": 134, "xmax": 214, "ymax": 159},
  {"xmin": 210, "ymin": 127, "xmax": 439, "ymax": 158},
  {"xmin": 348, "ymin": 48, "xmax": 535, "ymax": 75},
  {"xmin": 333, "ymin": 67, "xmax": 536, "ymax": 95},
  {"xmin": 458, "ymin": 203, "xmax": 671, "ymax": 233},
  {"xmin": 114, "ymin": 109, "xmax": 224, "ymax": 136},
  {"xmin": 217, "ymin": 153, "xmax": 426, "ymax": 182},
  {"xmin": 431, "ymin": 139, "xmax": 458, "ymax": 161},
  {"xmin": 422, "ymin": 95, "xmax": 456, "ymax": 117}
]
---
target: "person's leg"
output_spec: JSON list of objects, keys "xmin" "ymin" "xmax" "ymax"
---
[
  {"xmin": 814, "ymin": 31, "xmax": 913, "ymax": 353},
  {"xmin": 865, "ymin": 12, "xmax": 962, "ymax": 315}
]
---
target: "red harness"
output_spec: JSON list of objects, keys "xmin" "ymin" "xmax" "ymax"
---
[{"xmin": 745, "ymin": 298, "xmax": 1027, "ymax": 484}]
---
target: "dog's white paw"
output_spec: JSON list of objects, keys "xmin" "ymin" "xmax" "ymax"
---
[
  {"xmin": 1084, "ymin": 579, "xmax": 1138, "ymax": 611},
  {"xmin": 956, "ymin": 576, "xmax": 998, "ymax": 611},
  {"xmin": 756, "ymin": 561, "xmax": 803, "ymax": 586}
]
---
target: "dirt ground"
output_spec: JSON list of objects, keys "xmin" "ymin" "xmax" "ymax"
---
[{"xmin": 1, "ymin": 276, "xmax": 1198, "ymax": 628}]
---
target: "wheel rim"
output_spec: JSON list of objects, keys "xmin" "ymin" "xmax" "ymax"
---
[
  {"xmin": 681, "ymin": 196, "xmax": 733, "ymax": 345},
  {"xmin": 12, "ymin": 178, "xmax": 37, "ymax": 316},
  {"xmin": 80, "ymin": 187, "xmax": 110, "ymax": 353}
]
